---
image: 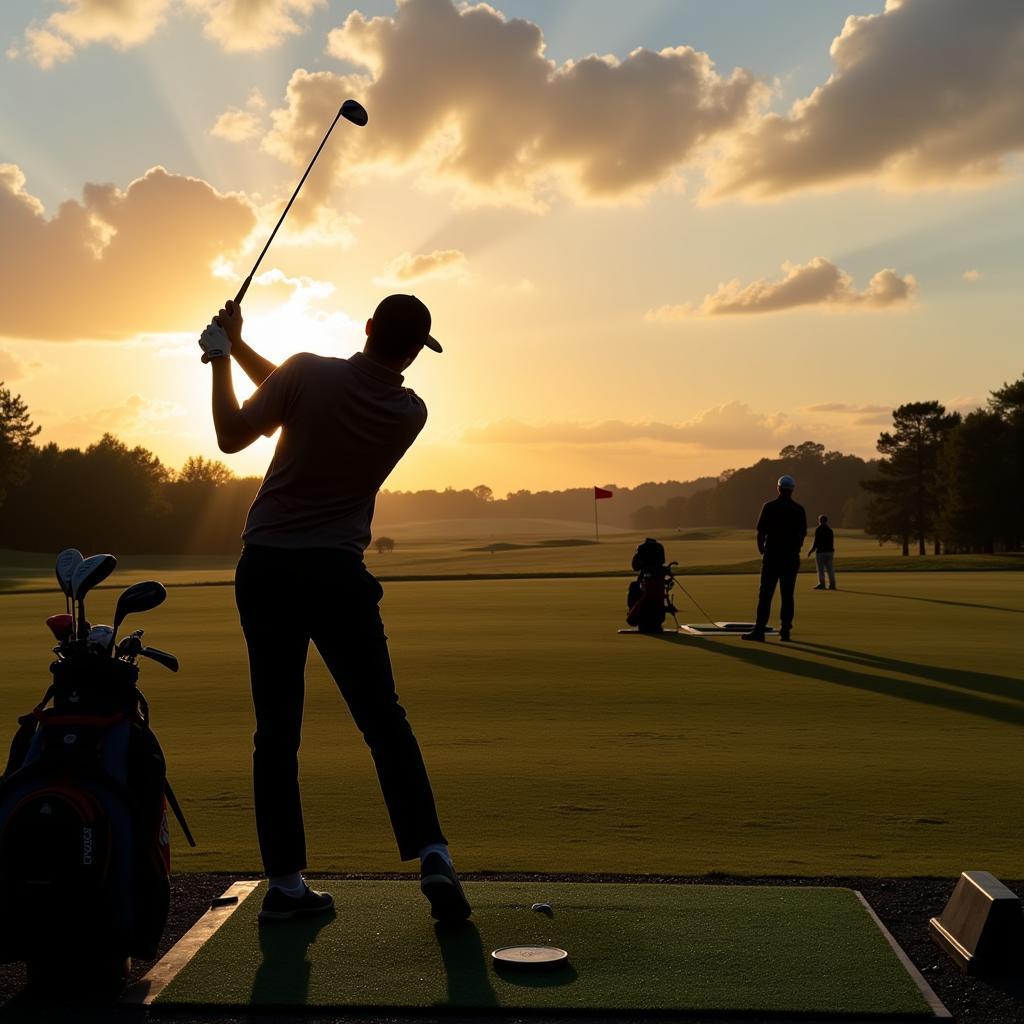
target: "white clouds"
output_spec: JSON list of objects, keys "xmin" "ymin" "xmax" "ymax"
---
[
  {"xmin": 13, "ymin": 0, "xmax": 323, "ymax": 66},
  {"xmin": 707, "ymin": 0, "xmax": 1024, "ymax": 200},
  {"xmin": 257, "ymin": 0, "xmax": 764, "ymax": 208},
  {"xmin": 375, "ymin": 249, "xmax": 468, "ymax": 286},
  {"xmin": 647, "ymin": 258, "xmax": 916, "ymax": 320},
  {"xmin": 0, "ymin": 164, "xmax": 256, "ymax": 341},
  {"xmin": 963, "ymin": 269, "xmax": 982, "ymax": 282}
]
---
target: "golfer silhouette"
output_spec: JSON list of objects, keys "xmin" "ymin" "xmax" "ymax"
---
[
  {"xmin": 200, "ymin": 294, "xmax": 471, "ymax": 924},
  {"xmin": 742, "ymin": 475, "xmax": 807, "ymax": 643}
]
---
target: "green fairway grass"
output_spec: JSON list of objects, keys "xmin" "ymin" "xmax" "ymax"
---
[
  {"xmin": 155, "ymin": 881, "xmax": 932, "ymax": 1016},
  {"xmin": 0, "ymin": 527, "xmax": 898, "ymax": 591},
  {"xmin": 1, "ymin": 570, "xmax": 1021, "ymax": 876},
  {"xmin": 4, "ymin": 529, "xmax": 1016, "ymax": 593}
]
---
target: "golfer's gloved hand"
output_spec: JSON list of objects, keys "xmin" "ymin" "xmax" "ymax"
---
[{"xmin": 198, "ymin": 321, "xmax": 231, "ymax": 362}]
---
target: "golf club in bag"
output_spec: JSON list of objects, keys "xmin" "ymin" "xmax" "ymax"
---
[{"xmin": 0, "ymin": 554, "xmax": 194, "ymax": 995}]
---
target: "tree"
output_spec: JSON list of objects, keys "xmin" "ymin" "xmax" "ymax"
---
[
  {"xmin": 0, "ymin": 383, "xmax": 40, "ymax": 507},
  {"xmin": 778, "ymin": 441, "xmax": 826, "ymax": 462},
  {"xmin": 374, "ymin": 536, "xmax": 395, "ymax": 554},
  {"xmin": 471, "ymin": 484, "xmax": 493, "ymax": 502},
  {"xmin": 178, "ymin": 455, "xmax": 234, "ymax": 486},
  {"xmin": 939, "ymin": 411, "xmax": 1013, "ymax": 552},
  {"xmin": 988, "ymin": 373, "xmax": 1024, "ymax": 549},
  {"xmin": 863, "ymin": 402, "xmax": 960, "ymax": 555}
]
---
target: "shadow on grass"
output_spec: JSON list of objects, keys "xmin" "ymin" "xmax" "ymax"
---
[
  {"xmin": 434, "ymin": 921, "xmax": 499, "ymax": 1007},
  {"xmin": 836, "ymin": 587, "xmax": 1024, "ymax": 615},
  {"xmin": 252, "ymin": 909, "xmax": 336, "ymax": 1005},
  {"xmin": 791, "ymin": 641, "xmax": 1024, "ymax": 704},
  {"xmin": 652, "ymin": 634, "xmax": 1024, "ymax": 727}
]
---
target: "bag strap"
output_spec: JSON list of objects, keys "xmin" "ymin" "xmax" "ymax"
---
[{"xmin": 1, "ymin": 684, "xmax": 59, "ymax": 782}]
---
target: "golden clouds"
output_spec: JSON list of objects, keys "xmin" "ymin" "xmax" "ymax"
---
[
  {"xmin": 706, "ymin": 0, "xmax": 1024, "ymax": 199},
  {"xmin": 647, "ymin": 258, "xmax": 916, "ymax": 320},
  {"xmin": 13, "ymin": 0, "xmax": 323, "ymax": 66},
  {"xmin": 183, "ymin": 0, "xmax": 325, "ymax": 54},
  {"xmin": 268, "ymin": 0, "xmax": 763, "ymax": 205},
  {"xmin": 463, "ymin": 404, "xmax": 793, "ymax": 451},
  {"xmin": 376, "ymin": 249, "xmax": 468, "ymax": 286},
  {"xmin": 0, "ymin": 165, "xmax": 255, "ymax": 340}
]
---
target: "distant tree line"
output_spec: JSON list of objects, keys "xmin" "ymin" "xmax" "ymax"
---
[
  {"xmin": 862, "ymin": 375, "xmax": 1023, "ymax": 555},
  {"xmin": 631, "ymin": 442, "xmax": 877, "ymax": 530},
  {"xmin": 1, "ymin": 371, "xmax": 1018, "ymax": 555}
]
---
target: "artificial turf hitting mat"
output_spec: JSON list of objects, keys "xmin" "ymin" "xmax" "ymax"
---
[{"xmin": 149, "ymin": 881, "xmax": 944, "ymax": 1018}]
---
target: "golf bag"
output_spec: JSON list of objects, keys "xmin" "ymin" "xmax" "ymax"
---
[
  {"xmin": 626, "ymin": 538, "xmax": 677, "ymax": 633},
  {"xmin": 0, "ymin": 653, "xmax": 183, "ymax": 982}
]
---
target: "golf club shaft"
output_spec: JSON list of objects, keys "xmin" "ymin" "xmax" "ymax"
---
[
  {"xmin": 234, "ymin": 105, "xmax": 348, "ymax": 306},
  {"xmin": 674, "ymin": 578, "xmax": 716, "ymax": 624}
]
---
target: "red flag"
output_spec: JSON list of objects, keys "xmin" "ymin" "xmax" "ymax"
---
[{"xmin": 594, "ymin": 487, "xmax": 613, "ymax": 500}]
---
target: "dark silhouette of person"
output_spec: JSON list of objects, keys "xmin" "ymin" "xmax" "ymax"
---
[
  {"xmin": 807, "ymin": 514, "xmax": 836, "ymax": 590},
  {"xmin": 199, "ymin": 294, "xmax": 471, "ymax": 926},
  {"xmin": 742, "ymin": 475, "xmax": 807, "ymax": 643}
]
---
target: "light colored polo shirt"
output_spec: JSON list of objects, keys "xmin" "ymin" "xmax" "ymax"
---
[{"xmin": 239, "ymin": 351, "xmax": 426, "ymax": 554}]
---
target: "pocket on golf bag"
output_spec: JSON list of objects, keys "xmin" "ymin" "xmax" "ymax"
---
[{"xmin": 0, "ymin": 767, "xmax": 131, "ymax": 963}]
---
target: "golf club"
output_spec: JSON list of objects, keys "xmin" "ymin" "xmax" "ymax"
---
[
  {"xmin": 46, "ymin": 613, "xmax": 74, "ymax": 643},
  {"xmin": 112, "ymin": 581, "xmax": 166, "ymax": 647},
  {"xmin": 201, "ymin": 97, "xmax": 368, "ymax": 363},
  {"xmin": 116, "ymin": 629, "xmax": 144, "ymax": 661},
  {"xmin": 86, "ymin": 624, "xmax": 115, "ymax": 656},
  {"xmin": 668, "ymin": 563, "xmax": 717, "ymax": 624},
  {"xmin": 138, "ymin": 646, "xmax": 178, "ymax": 673},
  {"xmin": 55, "ymin": 549, "xmax": 83, "ymax": 621},
  {"xmin": 71, "ymin": 553, "xmax": 117, "ymax": 640}
]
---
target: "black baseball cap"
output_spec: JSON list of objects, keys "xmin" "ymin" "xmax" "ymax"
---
[{"xmin": 371, "ymin": 294, "xmax": 442, "ymax": 354}]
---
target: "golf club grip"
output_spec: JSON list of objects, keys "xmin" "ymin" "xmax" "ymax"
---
[{"xmin": 200, "ymin": 280, "xmax": 247, "ymax": 364}]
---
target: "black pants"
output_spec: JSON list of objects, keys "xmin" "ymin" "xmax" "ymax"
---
[
  {"xmin": 234, "ymin": 545, "xmax": 446, "ymax": 875},
  {"xmin": 755, "ymin": 553, "xmax": 800, "ymax": 632}
]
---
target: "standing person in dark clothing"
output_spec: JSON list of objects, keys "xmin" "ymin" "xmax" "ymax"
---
[
  {"xmin": 807, "ymin": 514, "xmax": 837, "ymax": 590},
  {"xmin": 742, "ymin": 475, "xmax": 807, "ymax": 643},
  {"xmin": 198, "ymin": 293, "xmax": 471, "ymax": 925}
]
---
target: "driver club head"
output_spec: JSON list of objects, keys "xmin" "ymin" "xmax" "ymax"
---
[
  {"xmin": 72, "ymin": 554, "xmax": 117, "ymax": 601},
  {"xmin": 113, "ymin": 581, "xmax": 166, "ymax": 641},
  {"xmin": 55, "ymin": 549, "xmax": 83, "ymax": 612},
  {"xmin": 71, "ymin": 554, "xmax": 117, "ymax": 634},
  {"xmin": 340, "ymin": 99, "xmax": 368, "ymax": 126}
]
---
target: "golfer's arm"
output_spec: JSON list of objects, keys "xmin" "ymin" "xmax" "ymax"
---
[
  {"xmin": 231, "ymin": 338, "xmax": 277, "ymax": 387},
  {"xmin": 756, "ymin": 531, "xmax": 766, "ymax": 555},
  {"xmin": 210, "ymin": 358, "xmax": 260, "ymax": 453}
]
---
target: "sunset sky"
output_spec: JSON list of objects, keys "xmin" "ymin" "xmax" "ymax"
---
[{"xmin": 1, "ymin": 0, "xmax": 1021, "ymax": 493}]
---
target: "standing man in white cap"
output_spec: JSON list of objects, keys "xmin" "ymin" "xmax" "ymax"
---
[
  {"xmin": 743, "ymin": 475, "xmax": 807, "ymax": 642},
  {"xmin": 198, "ymin": 293, "xmax": 471, "ymax": 926}
]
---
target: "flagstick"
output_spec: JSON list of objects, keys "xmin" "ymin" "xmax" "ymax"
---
[{"xmin": 594, "ymin": 492, "xmax": 599, "ymax": 543}]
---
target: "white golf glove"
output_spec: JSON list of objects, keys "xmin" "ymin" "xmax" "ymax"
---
[{"xmin": 198, "ymin": 321, "xmax": 231, "ymax": 362}]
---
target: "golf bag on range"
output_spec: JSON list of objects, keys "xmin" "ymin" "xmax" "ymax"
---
[
  {"xmin": 626, "ymin": 538, "xmax": 677, "ymax": 633},
  {"xmin": 0, "ymin": 653, "xmax": 188, "ymax": 987}
]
